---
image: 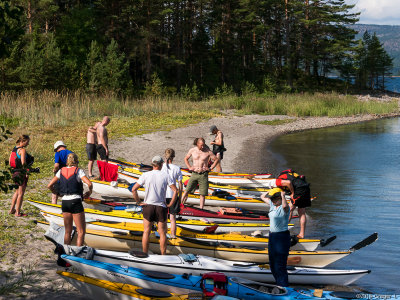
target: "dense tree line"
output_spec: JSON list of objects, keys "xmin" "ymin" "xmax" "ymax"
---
[{"xmin": 0, "ymin": 0, "xmax": 393, "ymax": 94}]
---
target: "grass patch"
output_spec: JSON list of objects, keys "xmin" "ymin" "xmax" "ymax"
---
[{"xmin": 256, "ymin": 119, "xmax": 297, "ymax": 126}]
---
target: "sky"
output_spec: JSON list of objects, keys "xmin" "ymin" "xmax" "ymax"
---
[{"xmin": 346, "ymin": 0, "xmax": 400, "ymax": 25}]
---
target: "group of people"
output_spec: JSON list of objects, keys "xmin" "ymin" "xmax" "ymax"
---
[{"xmin": 8, "ymin": 120, "xmax": 311, "ymax": 288}]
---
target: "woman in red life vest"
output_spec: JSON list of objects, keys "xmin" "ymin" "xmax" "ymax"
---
[
  {"xmin": 9, "ymin": 135, "xmax": 30, "ymax": 217},
  {"xmin": 48, "ymin": 153, "xmax": 93, "ymax": 246}
]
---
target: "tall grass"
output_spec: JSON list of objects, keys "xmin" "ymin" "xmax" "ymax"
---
[{"xmin": 0, "ymin": 90, "xmax": 397, "ymax": 180}]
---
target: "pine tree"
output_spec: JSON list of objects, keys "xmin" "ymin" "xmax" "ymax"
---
[{"xmin": 101, "ymin": 39, "xmax": 129, "ymax": 92}]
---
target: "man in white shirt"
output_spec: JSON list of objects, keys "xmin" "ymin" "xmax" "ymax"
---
[{"xmin": 131, "ymin": 155, "xmax": 178, "ymax": 254}]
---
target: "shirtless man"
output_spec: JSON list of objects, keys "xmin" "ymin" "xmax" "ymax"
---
[
  {"xmin": 86, "ymin": 123, "xmax": 98, "ymax": 178},
  {"xmin": 181, "ymin": 138, "xmax": 219, "ymax": 209},
  {"xmin": 210, "ymin": 125, "xmax": 225, "ymax": 172},
  {"xmin": 96, "ymin": 116, "xmax": 110, "ymax": 161}
]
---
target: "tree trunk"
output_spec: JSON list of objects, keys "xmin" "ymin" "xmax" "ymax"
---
[{"xmin": 27, "ymin": 0, "xmax": 32, "ymax": 34}]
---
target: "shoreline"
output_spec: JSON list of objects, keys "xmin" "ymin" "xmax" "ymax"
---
[
  {"xmin": 1, "ymin": 112, "xmax": 400, "ymax": 299},
  {"xmin": 108, "ymin": 112, "xmax": 400, "ymax": 175},
  {"xmin": 232, "ymin": 113, "xmax": 400, "ymax": 175}
]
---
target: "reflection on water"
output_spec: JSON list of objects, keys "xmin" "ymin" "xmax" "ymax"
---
[{"xmin": 269, "ymin": 118, "xmax": 400, "ymax": 293}]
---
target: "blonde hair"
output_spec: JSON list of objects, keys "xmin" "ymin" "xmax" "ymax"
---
[
  {"xmin": 16, "ymin": 135, "xmax": 30, "ymax": 144},
  {"xmin": 66, "ymin": 153, "xmax": 79, "ymax": 167},
  {"xmin": 164, "ymin": 148, "xmax": 175, "ymax": 169}
]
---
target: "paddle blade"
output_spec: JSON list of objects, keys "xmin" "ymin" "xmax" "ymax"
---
[
  {"xmin": 350, "ymin": 232, "xmax": 378, "ymax": 251},
  {"xmin": 287, "ymin": 256, "xmax": 301, "ymax": 265},
  {"xmin": 319, "ymin": 235, "xmax": 337, "ymax": 247}
]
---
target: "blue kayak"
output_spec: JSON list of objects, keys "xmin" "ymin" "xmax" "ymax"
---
[{"xmin": 61, "ymin": 254, "xmax": 396, "ymax": 300}]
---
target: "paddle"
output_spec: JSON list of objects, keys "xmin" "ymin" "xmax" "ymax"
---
[
  {"xmin": 350, "ymin": 232, "xmax": 378, "ymax": 251},
  {"xmin": 319, "ymin": 235, "xmax": 337, "ymax": 248}
]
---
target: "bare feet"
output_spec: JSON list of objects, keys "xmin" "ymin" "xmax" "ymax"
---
[{"xmin": 9, "ymin": 208, "xmax": 16, "ymax": 215}]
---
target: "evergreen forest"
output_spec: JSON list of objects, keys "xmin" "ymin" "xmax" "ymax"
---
[{"xmin": 0, "ymin": 0, "xmax": 394, "ymax": 95}]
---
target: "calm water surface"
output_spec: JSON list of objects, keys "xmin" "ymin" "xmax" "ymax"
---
[{"xmin": 269, "ymin": 118, "xmax": 400, "ymax": 294}]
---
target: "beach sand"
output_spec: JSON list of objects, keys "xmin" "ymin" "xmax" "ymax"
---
[{"xmin": 1, "ymin": 112, "xmax": 398, "ymax": 299}]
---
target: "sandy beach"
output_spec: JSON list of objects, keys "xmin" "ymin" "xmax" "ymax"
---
[{"xmin": 1, "ymin": 111, "xmax": 399, "ymax": 299}]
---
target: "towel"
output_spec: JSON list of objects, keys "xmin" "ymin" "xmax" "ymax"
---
[{"xmin": 97, "ymin": 160, "xmax": 118, "ymax": 182}]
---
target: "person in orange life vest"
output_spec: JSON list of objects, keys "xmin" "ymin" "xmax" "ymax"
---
[
  {"xmin": 9, "ymin": 135, "xmax": 31, "ymax": 217},
  {"xmin": 48, "ymin": 153, "xmax": 93, "ymax": 246},
  {"xmin": 274, "ymin": 170, "xmax": 311, "ymax": 238},
  {"xmin": 51, "ymin": 141, "xmax": 73, "ymax": 204}
]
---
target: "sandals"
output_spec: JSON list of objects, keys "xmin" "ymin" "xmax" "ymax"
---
[{"xmin": 15, "ymin": 213, "xmax": 28, "ymax": 217}]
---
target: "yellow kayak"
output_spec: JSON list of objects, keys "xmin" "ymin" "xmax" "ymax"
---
[
  {"xmin": 29, "ymin": 199, "xmax": 282, "ymax": 233},
  {"xmin": 40, "ymin": 210, "xmax": 315, "ymax": 251},
  {"xmin": 57, "ymin": 271, "xmax": 193, "ymax": 300}
]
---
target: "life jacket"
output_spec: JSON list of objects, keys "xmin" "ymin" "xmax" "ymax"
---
[
  {"xmin": 59, "ymin": 167, "xmax": 83, "ymax": 197},
  {"xmin": 278, "ymin": 169, "xmax": 310, "ymax": 198},
  {"xmin": 9, "ymin": 147, "xmax": 22, "ymax": 169}
]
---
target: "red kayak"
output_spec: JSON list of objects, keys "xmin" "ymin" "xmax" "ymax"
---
[{"xmin": 178, "ymin": 205, "xmax": 270, "ymax": 224}]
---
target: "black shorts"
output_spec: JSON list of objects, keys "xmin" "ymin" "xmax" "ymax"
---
[
  {"xmin": 96, "ymin": 144, "xmax": 108, "ymax": 160},
  {"xmin": 166, "ymin": 197, "xmax": 180, "ymax": 215},
  {"xmin": 143, "ymin": 204, "xmax": 168, "ymax": 223},
  {"xmin": 86, "ymin": 143, "xmax": 97, "ymax": 161},
  {"xmin": 293, "ymin": 192, "xmax": 311, "ymax": 209},
  {"xmin": 62, "ymin": 198, "xmax": 84, "ymax": 214}
]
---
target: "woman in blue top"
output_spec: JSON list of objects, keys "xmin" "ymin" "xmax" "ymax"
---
[{"xmin": 261, "ymin": 188, "xmax": 292, "ymax": 287}]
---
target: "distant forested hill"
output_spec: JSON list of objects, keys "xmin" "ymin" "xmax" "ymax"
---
[{"xmin": 350, "ymin": 24, "xmax": 400, "ymax": 75}]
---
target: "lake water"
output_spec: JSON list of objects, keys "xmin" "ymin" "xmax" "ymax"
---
[
  {"xmin": 385, "ymin": 77, "xmax": 400, "ymax": 93},
  {"xmin": 268, "ymin": 118, "xmax": 400, "ymax": 294}
]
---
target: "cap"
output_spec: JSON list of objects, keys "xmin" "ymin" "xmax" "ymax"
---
[
  {"xmin": 151, "ymin": 155, "xmax": 164, "ymax": 164},
  {"xmin": 54, "ymin": 140, "xmax": 67, "ymax": 152},
  {"xmin": 209, "ymin": 125, "xmax": 217, "ymax": 134},
  {"xmin": 264, "ymin": 188, "xmax": 283, "ymax": 199}
]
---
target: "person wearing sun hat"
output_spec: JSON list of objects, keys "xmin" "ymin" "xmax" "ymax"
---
[
  {"xmin": 130, "ymin": 155, "xmax": 178, "ymax": 255},
  {"xmin": 51, "ymin": 141, "xmax": 73, "ymax": 204},
  {"xmin": 261, "ymin": 188, "xmax": 292, "ymax": 287}
]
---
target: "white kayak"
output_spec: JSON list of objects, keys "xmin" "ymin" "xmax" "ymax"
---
[
  {"xmin": 29, "ymin": 200, "xmax": 281, "ymax": 234},
  {"xmin": 57, "ymin": 245, "xmax": 370, "ymax": 286},
  {"xmin": 90, "ymin": 179, "xmax": 271, "ymax": 210}
]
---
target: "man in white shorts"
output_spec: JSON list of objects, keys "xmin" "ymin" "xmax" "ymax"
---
[{"xmin": 131, "ymin": 155, "xmax": 178, "ymax": 254}]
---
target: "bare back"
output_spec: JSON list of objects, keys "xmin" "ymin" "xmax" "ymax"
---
[
  {"xmin": 97, "ymin": 124, "xmax": 108, "ymax": 146},
  {"xmin": 87, "ymin": 125, "xmax": 98, "ymax": 144}
]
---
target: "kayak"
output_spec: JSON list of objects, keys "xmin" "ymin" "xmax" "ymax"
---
[
  {"xmin": 91, "ymin": 200, "xmax": 273, "ymax": 224},
  {"xmin": 29, "ymin": 199, "xmax": 279, "ymax": 233},
  {"xmin": 90, "ymin": 180, "xmax": 271, "ymax": 210},
  {"xmin": 55, "ymin": 246, "xmax": 370, "ymax": 286},
  {"xmin": 40, "ymin": 211, "xmax": 319, "ymax": 251},
  {"xmin": 118, "ymin": 166, "xmax": 276, "ymax": 188},
  {"xmin": 61, "ymin": 254, "xmax": 378, "ymax": 300},
  {"xmin": 38, "ymin": 221, "xmax": 374, "ymax": 267},
  {"xmin": 108, "ymin": 158, "xmax": 272, "ymax": 179},
  {"xmin": 57, "ymin": 271, "xmax": 194, "ymax": 300}
]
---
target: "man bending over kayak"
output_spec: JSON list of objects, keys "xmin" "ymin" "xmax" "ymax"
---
[
  {"xmin": 131, "ymin": 156, "xmax": 178, "ymax": 255},
  {"xmin": 181, "ymin": 138, "xmax": 219, "ymax": 209}
]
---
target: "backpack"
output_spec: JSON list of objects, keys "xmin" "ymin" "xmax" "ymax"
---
[{"xmin": 9, "ymin": 147, "xmax": 22, "ymax": 169}]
